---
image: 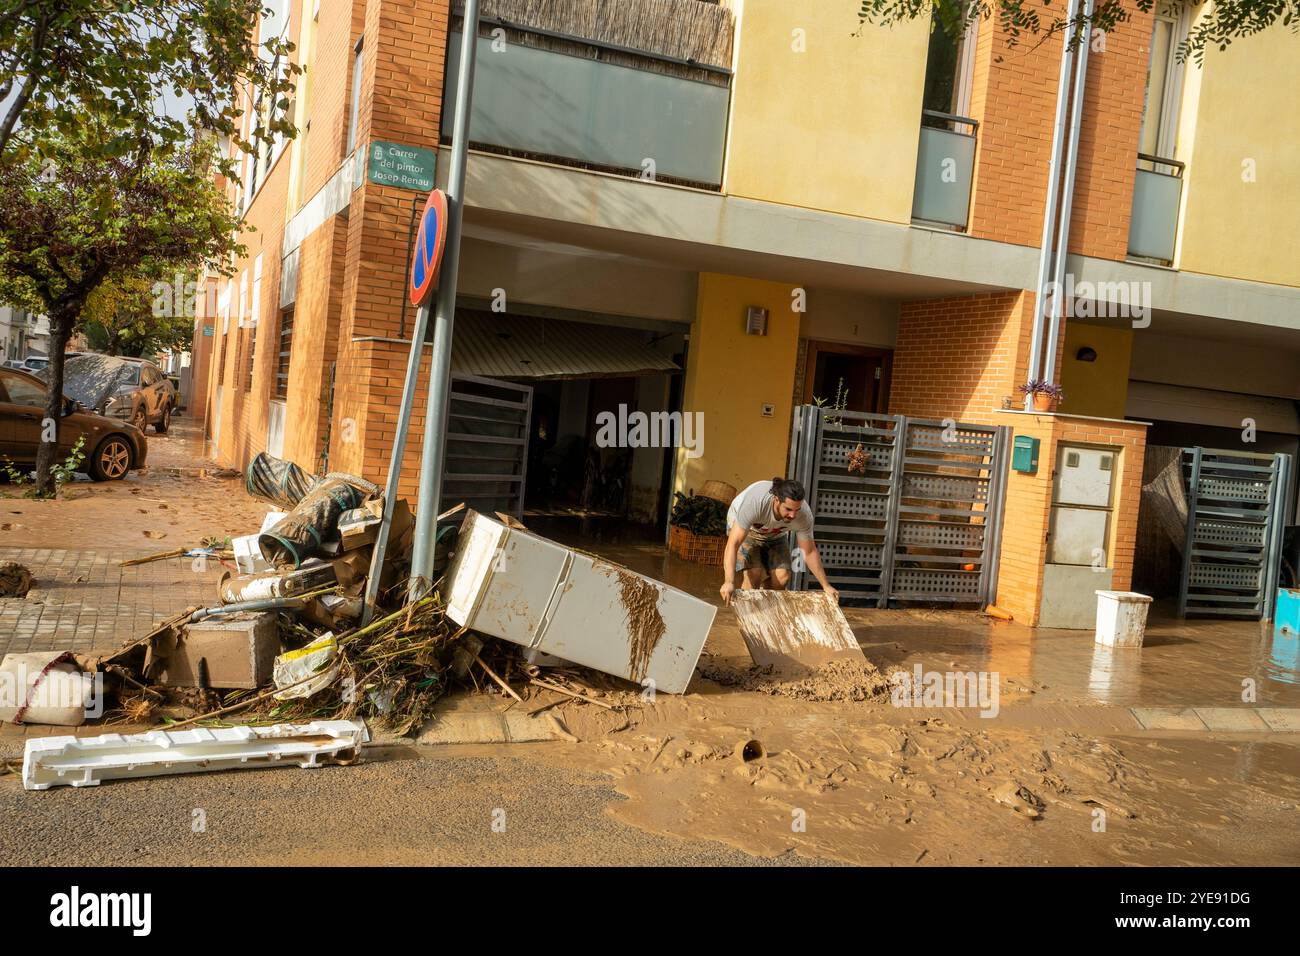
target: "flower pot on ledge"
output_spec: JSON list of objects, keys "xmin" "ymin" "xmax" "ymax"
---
[{"xmin": 1032, "ymin": 392, "xmax": 1058, "ymax": 413}]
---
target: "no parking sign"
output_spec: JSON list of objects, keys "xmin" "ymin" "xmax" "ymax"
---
[{"xmin": 409, "ymin": 188, "xmax": 449, "ymax": 308}]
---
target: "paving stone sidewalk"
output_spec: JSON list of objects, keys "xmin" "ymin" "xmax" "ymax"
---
[{"xmin": 0, "ymin": 547, "xmax": 224, "ymax": 657}]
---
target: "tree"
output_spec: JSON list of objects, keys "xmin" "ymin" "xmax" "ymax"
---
[
  {"xmin": 0, "ymin": 0, "xmax": 298, "ymax": 175},
  {"xmin": 0, "ymin": 133, "xmax": 241, "ymax": 495},
  {"xmin": 81, "ymin": 275, "xmax": 193, "ymax": 358},
  {"xmin": 857, "ymin": 1, "xmax": 1299, "ymax": 61}
]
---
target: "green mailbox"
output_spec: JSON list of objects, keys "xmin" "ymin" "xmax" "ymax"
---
[{"xmin": 1012, "ymin": 435, "xmax": 1040, "ymax": 474}]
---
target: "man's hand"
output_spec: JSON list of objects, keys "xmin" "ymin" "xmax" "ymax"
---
[
  {"xmin": 824, "ymin": 584, "xmax": 839, "ymax": 605},
  {"xmin": 720, "ymin": 580, "xmax": 735, "ymax": 605}
]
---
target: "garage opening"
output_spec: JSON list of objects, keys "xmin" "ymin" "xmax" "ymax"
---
[{"xmin": 448, "ymin": 308, "xmax": 686, "ymax": 542}]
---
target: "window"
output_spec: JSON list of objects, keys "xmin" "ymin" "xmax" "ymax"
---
[
  {"xmin": 1139, "ymin": 1, "xmax": 1190, "ymax": 159},
  {"xmin": 1, "ymin": 370, "xmax": 45, "ymax": 407},
  {"xmin": 275, "ymin": 307, "xmax": 294, "ymax": 400},
  {"xmin": 347, "ymin": 36, "xmax": 364, "ymax": 154},
  {"xmin": 921, "ymin": 11, "xmax": 978, "ymax": 117},
  {"xmin": 246, "ymin": 326, "xmax": 256, "ymax": 390}
]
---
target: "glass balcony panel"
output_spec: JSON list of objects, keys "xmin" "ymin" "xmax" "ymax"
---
[
  {"xmin": 911, "ymin": 123, "xmax": 976, "ymax": 229},
  {"xmin": 1128, "ymin": 165, "xmax": 1183, "ymax": 263},
  {"xmin": 444, "ymin": 31, "xmax": 729, "ymax": 187}
]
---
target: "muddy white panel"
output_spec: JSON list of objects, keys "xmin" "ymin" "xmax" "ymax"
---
[
  {"xmin": 444, "ymin": 511, "xmax": 715, "ymax": 693},
  {"xmin": 22, "ymin": 720, "xmax": 369, "ymax": 791}
]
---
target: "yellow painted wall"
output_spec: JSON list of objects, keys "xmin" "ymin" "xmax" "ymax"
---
[
  {"xmin": 1057, "ymin": 321, "xmax": 1133, "ymax": 419},
  {"xmin": 676, "ymin": 273, "xmax": 801, "ymax": 495},
  {"xmin": 1175, "ymin": 19, "xmax": 1300, "ymax": 287},
  {"xmin": 723, "ymin": 0, "xmax": 930, "ymax": 224}
]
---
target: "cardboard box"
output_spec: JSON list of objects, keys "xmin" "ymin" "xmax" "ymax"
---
[{"xmin": 159, "ymin": 613, "xmax": 279, "ymax": 689}]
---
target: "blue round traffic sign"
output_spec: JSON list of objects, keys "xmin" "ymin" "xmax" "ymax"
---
[{"xmin": 409, "ymin": 189, "xmax": 448, "ymax": 307}]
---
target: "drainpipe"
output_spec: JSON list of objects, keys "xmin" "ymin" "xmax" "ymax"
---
[
  {"xmin": 1026, "ymin": 0, "xmax": 1082, "ymax": 391},
  {"xmin": 1043, "ymin": 0, "xmax": 1094, "ymax": 385}
]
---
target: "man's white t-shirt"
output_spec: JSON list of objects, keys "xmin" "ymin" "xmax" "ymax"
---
[{"xmin": 726, "ymin": 480, "xmax": 814, "ymax": 542}]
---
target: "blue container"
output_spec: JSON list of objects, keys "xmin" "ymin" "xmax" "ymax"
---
[{"xmin": 1275, "ymin": 588, "xmax": 1300, "ymax": 633}]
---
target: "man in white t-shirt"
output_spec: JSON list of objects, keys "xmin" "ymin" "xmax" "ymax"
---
[{"xmin": 720, "ymin": 477, "xmax": 837, "ymax": 605}]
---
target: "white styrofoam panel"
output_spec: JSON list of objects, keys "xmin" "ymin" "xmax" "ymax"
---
[{"xmin": 23, "ymin": 720, "xmax": 368, "ymax": 791}]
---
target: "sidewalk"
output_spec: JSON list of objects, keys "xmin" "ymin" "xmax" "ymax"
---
[{"xmin": 0, "ymin": 548, "xmax": 222, "ymax": 657}]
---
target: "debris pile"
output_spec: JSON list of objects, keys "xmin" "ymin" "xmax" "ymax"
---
[{"xmin": 0, "ymin": 560, "xmax": 33, "ymax": 597}]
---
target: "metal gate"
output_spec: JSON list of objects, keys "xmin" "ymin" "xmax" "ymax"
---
[
  {"xmin": 1178, "ymin": 447, "xmax": 1292, "ymax": 619},
  {"xmin": 788, "ymin": 406, "xmax": 1010, "ymax": 607},
  {"xmin": 439, "ymin": 374, "xmax": 533, "ymax": 518}
]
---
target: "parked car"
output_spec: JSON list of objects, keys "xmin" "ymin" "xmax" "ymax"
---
[
  {"xmin": 47, "ymin": 354, "xmax": 177, "ymax": 434},
  {"xmin": 19, "ymin": 356, "xmax": 49, "ymax": 373},
  {"xmin": 0, "ymin": 367, "xmax": 148, "ymax": 480}
]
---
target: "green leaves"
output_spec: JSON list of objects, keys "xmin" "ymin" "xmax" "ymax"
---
[
  {"xmin": 1, "ymin": 0, "xmax": 301, "ymax": 168},
  {"xmin": 855, "ymin": 0, "xmax": 1298, "ymax": 60}
]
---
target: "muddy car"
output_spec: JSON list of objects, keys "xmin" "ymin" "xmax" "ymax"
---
[
  {"xmin": 0, "ymin": 367, "xmax": 148, "ymax": 480},
  {"xmin": 53, "ymin": 354, "xmax": 177, "ymax": 434}
]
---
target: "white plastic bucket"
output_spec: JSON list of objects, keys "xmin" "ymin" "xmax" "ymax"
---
[{"xmin": 1094, "ymin": 590, "xmax": 1153, "ymax": 647}]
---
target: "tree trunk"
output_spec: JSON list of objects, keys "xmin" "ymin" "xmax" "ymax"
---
[{"xmin": 33, "ymin": 308, "xmax": 75, "ymax": 497}]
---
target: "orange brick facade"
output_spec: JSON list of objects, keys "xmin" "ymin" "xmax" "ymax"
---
[
  {"xmin": 991, "ymin": 412, "xmax": 1147, "ymax": 625},
  {"xmin": 966, "ymin": 0, "xmax": 1153, "ymax": 260},
  {"xmin": 888, "ymin": 290, "xmax": 1147, "ymax": 625},
  {"xmin": 206, "ymin": 0, "xmax": 449, "ymax": 499}
]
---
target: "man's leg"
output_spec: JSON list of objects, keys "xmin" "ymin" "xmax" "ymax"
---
[
  {"xmin": 766, "ymin": 536, "xmax": 793, "ymax": 590},
  {"xmin": 736, "ymin": 533, "xmax": 768, "ymax": 590}
]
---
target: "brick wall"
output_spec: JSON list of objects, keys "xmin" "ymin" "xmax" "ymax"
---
[
  {"xmin": 990, "ymin": 411, "xmax": 1147, "ymax": 624},
  {"xmin": 887, "ymin": 290, "xmax": 1034, "ymax": 421},
  {"xmin": 965, "ymin": 0, "xmax": 1152, "ymax": 261}
]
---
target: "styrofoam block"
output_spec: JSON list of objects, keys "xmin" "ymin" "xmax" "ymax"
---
[
  {"xmin": 22, "ymin": 720, "xmax": 369, "ymax": 791},
  {"xmin": 1095, "ymin": 590, "xmax": 1153, "ymax": 647}
]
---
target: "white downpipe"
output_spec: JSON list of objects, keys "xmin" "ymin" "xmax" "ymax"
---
[
  {"xmin": 1044, "ymin": 0, "xmax": 1094, "ymax": 385},
  {"xmin": 1026, "ymin": 0, "xmax": 1082, "ymax": 388}
]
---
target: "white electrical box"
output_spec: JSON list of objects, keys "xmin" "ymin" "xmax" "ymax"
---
[{"xmin": 1054, "ymin": 446, "xmax": 1115, "ymax": 507}]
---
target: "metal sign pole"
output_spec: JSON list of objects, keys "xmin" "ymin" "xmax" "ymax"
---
[
  {"xmin": 408, "ymin": 0, "xmax": 480, "ymax": 602},
  {"xmin": 360, "ymin": 298, "xmax": 433, "ymax": 625}
]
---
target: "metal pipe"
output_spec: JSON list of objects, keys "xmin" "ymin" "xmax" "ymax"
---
[
  {"xmin": 409, "ymin": 0, "xmax": 480, "ymax": 602},
  {"xmin": 1026, "ymin": 0, "xmax": 1082, "ymax": 388},
  {"xmin": 1044, "ymin": 0, "xmax": 1093, "ymax": 385},
  {"xmin": 190, "ymin": 596, "xmax": 306, "ymax": 623},
  {"xmin": 360, "ymin": 305, "xmax": 430, "ymax": 625}
]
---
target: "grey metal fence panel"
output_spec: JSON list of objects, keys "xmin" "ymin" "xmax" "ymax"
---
[
  {"xmin": 440, "ymin": 374, "xmax": 533, "ymax": 518},
  {"xmin": 789, "ymin": 406, "xmax": 1007, "ymax": 607},
  {"xmin": 1178, "ymin": 447, "xmax": 1288, "ymax": 619}
]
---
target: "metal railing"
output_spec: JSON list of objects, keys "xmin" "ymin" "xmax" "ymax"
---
[{"xmin": 912, "ymin": 110, "xmax": 979, "ymax": 230}]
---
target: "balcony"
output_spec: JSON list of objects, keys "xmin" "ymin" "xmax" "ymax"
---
[
  {"xmin": 442, "ymin": 2, "xmax": 734, "ymax": 189},
  {"xmin": 1127, "ymin": 153, "xmax": 1184, "ymax": 264},
  {"xmin": 911, "ymin": 110, "xmax": 978, "ymax": 231}
]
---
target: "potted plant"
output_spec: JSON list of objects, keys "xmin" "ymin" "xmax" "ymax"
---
[{"xmin": 1018, "ymin": 380, "xmax": 1064, "ymax": 412}]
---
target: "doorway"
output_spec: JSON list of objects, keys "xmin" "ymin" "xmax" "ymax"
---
[{"xmin": 801, "ymin": 341, "xmax": 892, "ymax": 413}]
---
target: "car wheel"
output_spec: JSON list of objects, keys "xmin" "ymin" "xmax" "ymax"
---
[
  {"xmin": 155, "ymin": 403, "xmax": 171, "ymax": 435},
  {"xmin": 90, "ymin": 436, "xmax": 133, "ymax": 481},
  {"xmin": 129, "ymin": 404, "xmax": 147, "ymax": 431}
]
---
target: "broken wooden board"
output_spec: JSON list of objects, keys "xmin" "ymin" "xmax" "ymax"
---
[{"xmin": 731, "ymin": 590, "xmax": 864, "ymax": 672}]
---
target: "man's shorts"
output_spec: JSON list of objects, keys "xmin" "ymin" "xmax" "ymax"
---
[{"xmin": 735, "ymin": 530, "xmax": 792, "ymax": 576}]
